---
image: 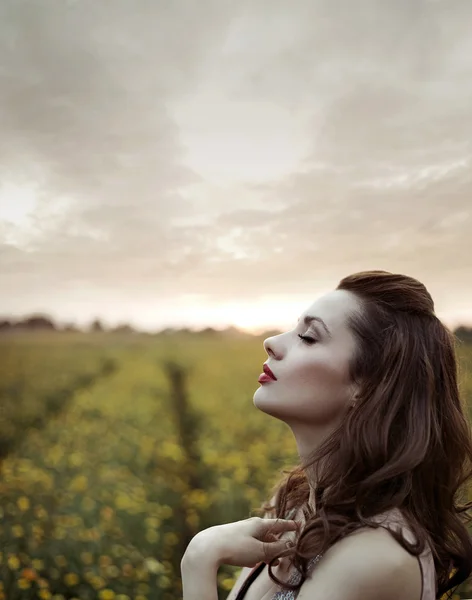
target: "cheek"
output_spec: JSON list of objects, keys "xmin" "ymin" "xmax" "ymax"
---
[
  {"xmin": 293, "ymin": 355, "xmax": 348, "ymax": 390},
  {"xmin": 254, "ymin": 354, "xmax": 351, "ymax": 423}
]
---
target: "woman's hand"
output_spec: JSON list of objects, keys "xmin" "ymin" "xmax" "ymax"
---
[{"xmin": 182, "ymin": 516, "xmax": 299, "ymax": 569}]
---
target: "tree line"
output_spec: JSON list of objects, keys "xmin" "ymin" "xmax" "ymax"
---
[{"xmin": 1, "ymin": 314, "xmax": 471, "ymax": 343}]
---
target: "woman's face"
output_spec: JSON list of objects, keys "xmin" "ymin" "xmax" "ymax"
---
[{"xmin": 253, "ymin": 289, "xmax": 361, "ymax": 430}]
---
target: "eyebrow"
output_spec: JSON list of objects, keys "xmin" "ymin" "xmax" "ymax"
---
[{"xmin": 297, "ymin": 315, "xmax": 332, "ymax": 338}]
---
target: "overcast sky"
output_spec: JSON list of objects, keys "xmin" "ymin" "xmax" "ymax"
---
[{"xmin": 0, "ymin": 0, "xmax": 471, "ymax": 331}]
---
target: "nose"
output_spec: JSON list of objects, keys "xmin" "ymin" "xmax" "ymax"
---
[{"xmin": 263, "ymin": 335, "xmax": 282, "ymax": 359}]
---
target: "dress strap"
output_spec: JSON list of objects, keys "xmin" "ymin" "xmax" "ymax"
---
[
  {"xmin": 271, "ymin": 555, "xmax": 322, "ymax": 600},
  {"xmin": 234, "ymin": 562, "xmax": 266, "ymax": 600}
]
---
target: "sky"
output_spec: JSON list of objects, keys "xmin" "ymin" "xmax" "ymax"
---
[{"xmin": 0, "ymin": 0, "xmax": 471, "ymax": 333}]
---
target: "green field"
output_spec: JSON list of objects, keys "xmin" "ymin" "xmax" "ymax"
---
[{"xmin": 0, "ymin": 332, "xmax": 471, "ymax": 600}]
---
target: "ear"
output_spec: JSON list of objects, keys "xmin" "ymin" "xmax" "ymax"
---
[{"xmin": 348, "ymin": 383, "xmax": 361, "ymax": 407}]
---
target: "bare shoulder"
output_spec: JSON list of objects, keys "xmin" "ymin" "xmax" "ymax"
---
[{"xmin": 298, "ymin": 525, "xmax": 422, "ymax": 600}]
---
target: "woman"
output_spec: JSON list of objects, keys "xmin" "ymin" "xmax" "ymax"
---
[{"xmin": 181, "ymin": 270, "xmax": 472, "ymax": 600}]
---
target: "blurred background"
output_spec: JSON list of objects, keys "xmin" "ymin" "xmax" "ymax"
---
[{"xmin": 1, "ymin": 0, "xmax": 472, "ymax": 598}]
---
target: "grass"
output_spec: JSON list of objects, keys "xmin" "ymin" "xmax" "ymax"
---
[{"xmin": 0, "ymin": 331, "xmax": 470, "ymax": 599}]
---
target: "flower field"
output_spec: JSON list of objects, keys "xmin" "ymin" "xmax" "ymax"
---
[{"xmin": 0, "ymin": 331, "xmax": 471, "ymax": 600}]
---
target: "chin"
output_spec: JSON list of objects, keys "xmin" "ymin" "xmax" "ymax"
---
[{"xmin": 253, "ymin": 387, "xmax": 287, "ymax": 420}]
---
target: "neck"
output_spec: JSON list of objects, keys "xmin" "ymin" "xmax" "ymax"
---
[{"xmin": 289, "ymin": 426, "xmax": 323, "ymax": 516}]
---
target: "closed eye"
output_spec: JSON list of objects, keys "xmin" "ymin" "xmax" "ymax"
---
[{"xmin": 298, "ymin": 334, "xmax": 317, "ymax": 345}]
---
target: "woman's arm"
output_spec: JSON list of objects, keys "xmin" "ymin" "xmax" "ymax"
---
[
  {"xmin": 181, "ymin": 547, "xmax": 220, "ymax": 600},
  {"xmin": 180, "ymin": 515, "xmax": 297, "ymax": 600},
  {"xmin": 225, "ymin": 494, "xmax": 278, "ymax": 600}
]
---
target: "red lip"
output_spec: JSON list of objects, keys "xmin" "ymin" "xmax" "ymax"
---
[{"xmin": 262, "ymin": 364, "xmax": 277, "ymax": 381}]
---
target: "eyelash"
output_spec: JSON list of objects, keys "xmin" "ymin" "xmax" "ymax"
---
[{"xmin": 298, "ymin": 334, "xmax": 317, "ymax": 345}]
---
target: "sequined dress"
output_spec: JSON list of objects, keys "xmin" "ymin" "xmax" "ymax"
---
[
  {"xmin": 271, "ymin": 554, "xmax": 322, "ymax": 600},
  {"xmin": 233, "ymin": 507, "xmax": 436, "ymax": 600}
]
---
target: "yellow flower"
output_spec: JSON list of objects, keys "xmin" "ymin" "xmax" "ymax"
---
[
  {"xmin": 159, "ymin": 575, "xmax": 172, "ymax": 589},
  {"xmin": 105, "ymin": 565, "xmax": 120, "ymax": 578},
  {"xmin": 84, "ymin": 570, "xmax": 95, "ymax": 582},
  {"xmin": 187, "ymin": 489, "xmax": 210, "ymax": 509},
  {"xmin": 69, "ymin": 474, "xmax": 88, "ymax": 493},
  {"xmin": 99, "ymin": 555, "xmax": 112, "ymax": 568},
  {"xmin": 55, "ymin": 555, "xmax": 67, "ymax": 568},
  {"xmin": 121, "ymin": 563, "xmax": 134, "ymax": 577},
  {"xmin": 135, "ymin": 567, "xmax": 149, "ymax": 581},
  {"xmin": 12, "ymin": 524, "xmax": 24, "ymax": 538},
  {"xmin": 80, "ymin": 551, "xmax": 93, "ymax": 565},
  {"xmin": 186, "ymin": 511, "xmax": 199, "ymax": 529},
  {"xmin": 91, "ymin": 576, "xmax": 106, "ymax": 590},
  {"xmin": 137, "ymin": 583, "xmax": 150, "ymax": 595},
  {"xmin": 88, "ymin": 528, "xmax": 101, "ymax": 541},
  {"xmin": 54, "ymin": 527, "xmax": 67, "ymax": 540},
  {"xmin": 145, "ymin": 530, "xmax": 159, "ymax": 543},
  {"xmin": 144, "ymin": 517, "xmax": 160, "ymax": 528},
  {"xmin": 17, "ymin": 496, "xmax": 30, "ymax": 511},
  {"xmin": 82, "ymin": 497, "xmax": 96, "ymax": 512},
  {"xmin": 18, "ymin": 578, "xmax": 31, "ymax": 589},
  {"xmin": 219, "ymin": 577, "xmax": 236, "ymax": 591},
  {"xmin": 32, "ymin": 559, "xmax": 45, "ymax": 571},
  {"xmin": 110, "ymin": 544, "xmax": 126, "ymax": 558},
  {"xmin": 21, "ymin": 568, "xmax": 37, "ymax": 581},
  {"xmin": 98, "ymin": 590, "xmax": 116, "ymax": 600},
  {"xmin": 100, "ymin": 506, "xmax": 114, "ymax": 521},
  {"xmin": 114, "ymin": 494, "xmax": 132, "ymax": 510},
  {"xmin": 7, "ymin": 554, "xmax": 20, "ymax": 570},
  {"xmin": 64, "ymin": 572, "xmax": 79, "ymax": 586},
  {"xmin": 163, "ymin": 532, "xmax": 178, "ymax": 546},
  {"xmin": 159, "ymin": 505, "xmax": 173, "ymax": 519},
  {"xmin": 69, "ymin": 452, "xmax": 83, "ymax": 467},
  {"xmin": 32, "ymin": 524, "xmax": 45, "ymax": 538},
  {"xmin": 143, "ymin": 558, "xmax": 164, "ymax": 574},
  {"xmin": 35, "ymin": 506, "xmax": 48, "ymax": 519},
  {"xmin": 38, "ymin": 591, "xmax": 52, "ymax": 600}
]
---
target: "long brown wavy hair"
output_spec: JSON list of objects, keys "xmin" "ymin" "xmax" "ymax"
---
[{"xmin": 258, "ymin": 270, "xmax": 472, "ymax": 599}]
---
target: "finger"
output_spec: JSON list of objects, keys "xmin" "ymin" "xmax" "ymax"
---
[
  {"xmin": 267, "ymin": 519, "xmax": 299, "ymax": 536},
  {"xmin": 258, "ymin": 519, "xmax": 299, "ymax": 533},
  {"xmin": 262, "ymin": 539, "xmax": 296, "ymax": 564}
]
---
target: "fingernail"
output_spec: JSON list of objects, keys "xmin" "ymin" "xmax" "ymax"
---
[{"xmin": 285, "ymin": 541, "xmax": 294, "ymax": 548}]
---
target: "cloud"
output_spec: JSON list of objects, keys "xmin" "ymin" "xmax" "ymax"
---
[
  {"xmin": 0, "ymin": 0, "xmax": 235, "ymax": 289},
  {"xmin": 0, "ymin": 0, "xmax": 240, "ymax": 215},
  {"xmin": 0, "ymin": 0, "xmax": 471, "ymax": 325}
]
